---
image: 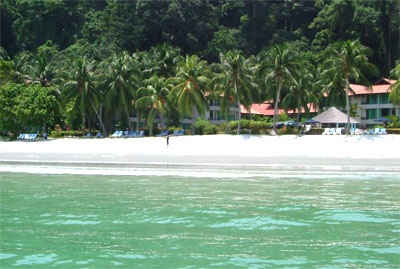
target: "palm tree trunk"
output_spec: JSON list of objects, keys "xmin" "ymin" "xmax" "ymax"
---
[
  {"xmin": 136, "ymin": 109, "xmax": 141, "ymax": 132},
  {"xmin": 237, "ymin": 99, "xmax": 241, "ymax": 135},
  {"xmin": 90, "ymin": 101, "xmax": 106, "ymax": 135},
  {"xmin": 273, "ymin": 81, "xmax": 283, "ymax": 134},
  {"xmin": 191, "ymin": 106, "xmax": 196, "ymax": 135},
  {"xmin": 345, "ymin": 76, "xmax": 351, "ymax": 135}
]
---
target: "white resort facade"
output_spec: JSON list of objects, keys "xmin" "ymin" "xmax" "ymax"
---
[
  {"xmin": 349, "ymin": 78, "xmax": 399, "ymax": 127},
  {"xmin": 129, "ymin": 78, "xmax": 398, "ymax": 130}
]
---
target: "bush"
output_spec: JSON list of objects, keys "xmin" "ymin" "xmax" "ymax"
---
[{"xmin": 195, "ymin": 119, "xmax": 217, "ymax": 135}]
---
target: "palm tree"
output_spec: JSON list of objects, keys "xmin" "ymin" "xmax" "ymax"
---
[
  {"xmin": 389, "ymin": 63, "xmax": 400, "ymax": 105},
  {"xmin": 62, "ymin": 57, "xmax": 106, "ymax": 134},
  {"xmin": 102, "ymin": 52, "xmax": 141, "ymax": 131},
  {"xmin": 321, "ymin": 40, "xmax": 376, "ymax": 134},
  {"xmin": 282, "ymin": 67, "xmax": 318, "ymax": 123},
  {"xmin": 135, "ymin": 75, "xmax": 169, "ymax": 136},
  {"xmin": 212, "ymin": 50, "xmax": 255, "ymax": 134},
  {"xmin": 168, "ymin": 55, "xmax": 211, "ymax": 135},
  {"xmin": 258, "ymin": 43, "xmax": 300, "ymax": 134},
  {"xmin": 25, "ymin": 55, "xmax": 57, "ymax": 87}
]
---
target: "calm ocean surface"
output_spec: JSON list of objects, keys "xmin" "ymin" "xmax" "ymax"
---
[{"xmin": 1, "ymin": 165, "xmax": 399, "ymax": 268}]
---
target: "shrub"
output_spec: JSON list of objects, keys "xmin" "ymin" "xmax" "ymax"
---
[{"xmin": 195, "ymin": 118, "xmax": 217, "ymax": 135}]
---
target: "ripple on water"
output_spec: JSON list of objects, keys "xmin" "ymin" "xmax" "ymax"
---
[
  {"xmin": 14, "ymin": 253, "xmax": 58, "ymax": 266},
  {"xmin": 314, "ymin": 210, "xmax": 397, "ymax": 223},
  {"xmin": 209, "ymin": 216, "xmax": 309, "ymax": 230}
]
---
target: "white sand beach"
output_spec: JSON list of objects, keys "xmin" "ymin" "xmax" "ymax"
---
[{"xmin": 1, "ymin": 134, "xmax": 399, "ymax": 173}]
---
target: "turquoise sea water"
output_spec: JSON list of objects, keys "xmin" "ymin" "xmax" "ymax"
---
[{"xmin": 1, "ymin": 167, "xmax": 399, "ymax": 268}]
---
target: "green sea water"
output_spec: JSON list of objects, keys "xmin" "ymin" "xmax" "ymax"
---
[{"xmin": 1, "ymin": 171, "xmax": 399, "ymax": 268}]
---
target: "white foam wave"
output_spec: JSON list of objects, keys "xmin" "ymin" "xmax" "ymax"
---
[{"xmin": 1, "ymin": 164, "xmax": 399, "ymax": 179}]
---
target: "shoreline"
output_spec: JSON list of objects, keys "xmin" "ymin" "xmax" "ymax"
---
[{"xmin": 1, "ymin": 134, "xmax": 400, "ymax": 174}]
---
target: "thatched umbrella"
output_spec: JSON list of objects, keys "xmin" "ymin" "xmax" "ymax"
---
[{"xmin": 312, "ymin": 107, "xmax": 359, "ymax": 125}]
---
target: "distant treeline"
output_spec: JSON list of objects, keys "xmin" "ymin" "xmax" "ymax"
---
[{"xmin": 1, "ymin": 0, "xmax": 399, "ymax": 74}]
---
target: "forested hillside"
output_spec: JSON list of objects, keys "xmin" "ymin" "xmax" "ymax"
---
[
  {"xmin": 1, "ymin": 0, "xmax": 399, "ymax": 137},
  {"xmin": 2, "ymin": 0, "xmax": 398, "ymax": 72}
]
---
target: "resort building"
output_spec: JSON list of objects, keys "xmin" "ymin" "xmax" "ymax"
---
[
  {"xmin": 129, "ymin": 78, "xmax": 398, "ymax": 131},
  {"xmin": 349, "ymin": 78, "xmax": 398, "ymax": 127}
]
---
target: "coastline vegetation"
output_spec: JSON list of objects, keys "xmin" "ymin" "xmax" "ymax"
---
[{"xmin": 0, "ymin": 0, "xmax": 399, "ymax": 139}]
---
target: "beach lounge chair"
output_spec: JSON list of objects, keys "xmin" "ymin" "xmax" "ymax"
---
[
  {"xmin": 322, "ymin": 128, "xmax": 330, "ymax": 135},
  {"xmin": 18, "ymin": 133, "xmax": 25, "ymax": 139},
  {"xmin": 374, "ymin": 128, "xmax": 381, "ymax": 135},
  {"xmin": 350, "ymin": 128, "xmax": 362, "ymax": 135},
  {"xmin": 111, "ymin": 131, "xmax": 122, "ymax": 137},
  {"xmin": 139, "ymin": 130, "xmax": 144, "ymax": 137},
  {"xmin": 28, "ymin": 133, "xmax": 38, "ymax": 140},
  {"xmin": 156, "ymin": 130, "xmax": 169, "ymax": 137},
  {"xmin": 380, "ymin": 128, "xmax": 387, "ymax": 135},
  {"xmin": 329, "ymin": 128, "xmax": 336, "ymax": 135},
  {"xmin": 85, "ymin": 132, "xmax": 92, "ymax": 138},
  {"xmin": 335, "ymin": 128, "xmax": 342, "ymax": 135},
  {"xmin": 301, "ymin": 125, "xmax": 311, "ymax": 135},
  {"xmin": 96, "ymin": 132, "xmax": 102, "ymax": 138}
]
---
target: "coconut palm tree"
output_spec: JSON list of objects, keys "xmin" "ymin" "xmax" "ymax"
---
[
  {"xmin": 135, "ymin": 75, "xmax": 169, "ymax": 136},
  {"xmin": 25, "ymin": 55, "xmax": 57, "ymax": 87},
  {"xmin": 258, "ymin": 43, "xmax": 300, "ymax": 134},
  {"xmin": 212, "ymin": 50, "xmax": 255, "ymax": 134},
  {"xmin": 61, "ymin": 57, "xmax": 106, "ymax": 134},
  {"xmin": 102, "ymin": 51, "xmax": 141, "ymax": 131},
  {"xmin": 321, "ymin": 40, "xmax": 376, "ymax": 134},
  {"xmin": 168, "ymin": 55, "xmax": 211, "ymax": 135},
  {"xmin": 281, "ymin": 59, "xmax": 318, "ymax": 122},
  {"xmin": 389, "ymin": 63, "xmax": 400, "ymax": 105}
]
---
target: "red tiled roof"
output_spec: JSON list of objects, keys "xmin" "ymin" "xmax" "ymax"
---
[
  {"xmin": 349, "ymin": 78, "xmax": 396, "ymax": 96},
  {"xmin": 241, "ymin": 102, "xmax": 318, "ymax": 116}
]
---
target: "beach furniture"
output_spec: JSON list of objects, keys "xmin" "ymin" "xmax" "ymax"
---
[
  {"xmin": 96, "ymin": 132, "xmax": 102, "ymax": 138},
  {"xmin": 300, "ymin": 125, "xmax": 311, "ymax": 135},
  {"xmin": 374, "ymin": 128, "xmax": 381, "ymax": 135},
  {"xmin": 328, "ymin": 128, "xmax": 336, "ymax": 135},
  {"xmin": 156, "ymin": 130, "xmax": 169, "ymax": 137},
  {"xmin": 380, "ymin": 128, "xmax": 387, "ymax": 135},
  {"xmin": 335, "ymin": 128, "xmax": 343, "ymax": 135},
  {"xmin": 111, "ymin": 130, "xmax": 123, "ymax": 137},
  {"xmin": 322, "ymin": 128, "xmax": 330, "ymax": 135},
  {"xmin": 139, "ymin": 130, "xmax": 144, "ymax": 137},
  {"xmin": 17, "ymin": 133, "xmax": 25, "ymax": 139},
  {"xmin": 85, "ymin": 132, "xmax": 91, "ymax": 138}
]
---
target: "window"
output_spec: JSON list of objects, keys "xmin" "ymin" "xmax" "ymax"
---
[
  {"xmin": 367, "ymin": 109, "xmax": 376, "ymax": 119},
  {"xmin": 380, "ymin": 94, "xmax": 389, "ymax": 104},
  {"xmin": 368, "ymin": 95, "xmax": 377, "ymax": 104},
  {"xmin": 380, "ymin": 108, "xmax": 390, "ymax": 117}
]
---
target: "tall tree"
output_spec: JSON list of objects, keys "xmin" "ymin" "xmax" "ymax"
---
[
  {"xmin": 24, "ymin": 55, "xmax": 57, "ymax": 87},
  {"xmin": 168, "ymin": 55, "xmax": 211, "ymax": 135},
  {"xmin": 61, "ymin": 57, "xmax": 105, "ymax": 134},
  {"xmin": 212, "ymin": 50, "xmax": 255, "ymax": 134},
  {"xmin": 258, "ymin": 43, "xmax": 300, "ymax": 134},
  {"xmin": 281, "ymin": 60, "xmax": 318, "ymax": 122},
  {"xmin": 389, "ymin": 63, "xmax": 400, "ymax": 105},
  {"xmin": 135, "ymin": 75, "xmax": 169, "ymax": 136},
  {"xmin": 102, "ymin": 52, "xmax": 140, "ymax": 131},
  {"xmin": 321, "ymin": 40, "xmax": 376, "ymax": 134}
]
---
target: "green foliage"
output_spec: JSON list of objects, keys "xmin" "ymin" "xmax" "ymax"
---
[
  {"xmin": 195, "ymin": 118, "xmax": 217, "ymax": 135},
  {"xmin": 0, "ymin": 83, "xmax": 59, "ymax": 137},
  {"xmin": 228, "ymin": 120, "xmax": 271, "ymax": 134}
]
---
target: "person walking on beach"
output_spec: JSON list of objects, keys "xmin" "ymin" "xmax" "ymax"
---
[{"xmin": 166, "ymin": 134, "xmax": 170, "ymax": 147}]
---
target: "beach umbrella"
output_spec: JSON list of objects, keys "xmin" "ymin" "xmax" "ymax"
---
[
  {"xmin": 312, "ymin": 107, "xmax": 359, "ymax": 124},
  {"xmin": 374, "ymin": 117, "xmax": 391, "ymax": 123},
  {"xmin": 305, "ymin": 119, "xmax": 319, "ymax": 124}
]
